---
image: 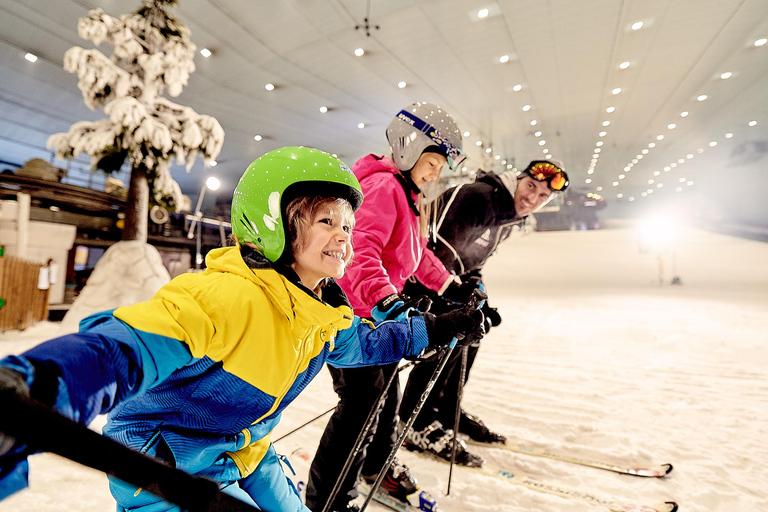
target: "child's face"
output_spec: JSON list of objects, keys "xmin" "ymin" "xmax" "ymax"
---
[
  {"xmin": 410, "ymin": 152, "xmax": 447, "ymax": 191},
  {"xmin": 291, "ymin": 203, "xmax": 354, "ymax": 289}
]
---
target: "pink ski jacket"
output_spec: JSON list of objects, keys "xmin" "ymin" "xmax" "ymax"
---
[{"xmin": 338, "ymin": 154, "xmax": 452, "ymax": 318}]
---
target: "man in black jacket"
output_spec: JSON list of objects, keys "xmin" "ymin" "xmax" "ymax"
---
[{"xmin": 399, "ymin": 159, "xmax": 569, "ymax": 464}]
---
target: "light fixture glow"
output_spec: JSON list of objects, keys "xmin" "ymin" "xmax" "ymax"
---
[
  {"xmin": 670, "ymin": 163, "xmax": 677, "ymax": 168},
  {"xmin": 668, "ymin": 123, "xmax": 676, "ymax": 129},
  {"xmin": 619, "ymin": 174, "xmax": 625, "ymax": 179},
  {"xmin": 724, "ymin": 132, "xmax": 734, "ymax": 139},
  {"xmin": 648, "ymin": 179, "xmax": 654, "ymax": 184},
  {"xmin": 594, "ymin": 148, "xmax": 601, "ymax": 153},
  {"xmin": 206, "ymin": 176, "xmax": 221, "ymax": 191},
  {"xmin": 538, "ymin": 140, "xmax": 546, "ymax": 146},
  {"xmin": 642, "ymin": 149, "xmax": 649, "ymax": 154},
  {"xmin": 631, "ymin": 21, "xmax": 644, "ymax": 30},
  {"xmin": 720, "ymin": 72, "xmax": 732, "ymax": 79},
  {"xmin": 612, "ymin": 87, "xmax": 622, "ymax": 95},
  {"xmin": 200, "ymin": 48, "xmax": 212, "ymax": 58},
  {"xmin": 613, "ymin": 181, "xmax": 619, "ymax": 186},
  {"xmin": 209, "ymin": 160, "xmax": 217, "ymax": 167},
  {"xmin": 709, "ymin": 140, "xmax": 717, "ymax": 147},
  {"xmin": 24, "ymin": 53, "xmax": 38, "ymax": 62},
  {"xmin": 664, "ymin": 166, "xmax": 671, "ymax": 172},
  {"xmin": 657, "ymin": 183, "xmax": 663, "ymax": 188},
  {"xmin": 358, "ymin": 122, "xmax": 365, "ymax": 129},
  {"xmin": 681, "ymin": 111, "xmax": 689, "ymax": 117},
  {"xmin": 629, "ymin": 196, "xmax": 634, "ymax": 201},
  {"xmin": 530, "ymin": 120, "xmax": 537, "ymax": 126},
  {"xmin": 523, "ymin": 104, "xmax": 531, "ymax": 111},
  {"xmin": 254, "ymin": 135, "xmax": 263, "ymax": 141},
  {"xmin": 686, "ymin": 154, "xmax": 693, "ymax": 159},
  {"xmin": 596, "ymin": 186, "xmax": 603, "ymax": 191},
  {"xmin": 649, "ymin": 142, "xmax": 656, "ymax": 148},
  {"xmin": 748, "ymin": 120, "xmax": 757, "ymax": 127},
  {"xmin": 534, "ymin": 131, "xmax": 542, "ymax": 137},
  {"xmin": 687, "ymin": 181, "xmax": 694, "ymax": 186},
  {"xmin": 617, "ymin": 193, "xmax": 623, "ymax": 198},
  {"xmin": 678, "ymin": 158, "xmax": 685, "ymax": 163},
  {"xmin": 265, "ymin": 83, "xmax": 275, "ymax": 91},
  {"xmin": 596, "ymin": 141, "xmax": 603, "ymax": 147},
  {"xmin": 319, "ymin": 106, "xmax": 328, "ymax": 113},
  {"xmin": 485, "ymin": 147, "xmax": 492, "ymax": 153},
  {"xmin": 676, "ymin": 187, "xmax": 682, "ymax": 192},
  {"xmin": 476, "ymin": 140, "xmax": 483, "ymax": 146},
  {"xmin": 588, "ymin": 169, "xmax": 594, "ymax": 174},
  {"xmin": 354, "ymin": 48, "xmax": 365, "ymax": 57},
  {"xmin": 654, "ymin": 171, "xmax": 660, "ymax": 176},
  {"xmin": 602, "ymin": 121, "xmax": 610, "ymax": 126},
  {"xmin": 494, "ymin": 155, "xmax": 501, "ymax": 160},
  {"xmin": 697, "ymin": 94, "xmax": 707, "ymax": 101},
  {"xmin": 755, "ymin": 38, "xmax": 767, "ymax": 47},
  {"xmin": 619, "ymin": 61, "xmax": 630, "ymax": 69},
  {"xmin": 499, "ymin": 55, "xmax": 510, "ymax": 63},
  {"xmin": 585, "ymin": 178, "xmax": 592, "ymax": 184},
  {"xmin": 398, "ymin": 81, "xmax": 407, "ymax": 89},
  {"xmin": 512, "ymin": 84, "xmax": 522, "ymax": 92},
  {"xmin": 463, "ymin": 131, "xmax": 471, "ymax": 137},
  {"xmin": 606, "ymin": 106, "xmax": 615, "ymax": 113},
  {"xmin": 599, "ymin": 131, "xmax": 606, "ymax": 137},
  {"xmin": 478, "ymin": 8, "xmax": 489, "ymax": 18},
  {"xmin": 679, "ymin": 177, "xmax": 686, "ymax": 183},
  {"xmin": 656, "ymin": 134, "xmax": 664, "ymax": 140}
]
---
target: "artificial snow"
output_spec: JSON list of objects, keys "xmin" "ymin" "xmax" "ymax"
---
[{"xmin": 1, "ymin": 225, "xmax": 766, "ymax": 512}]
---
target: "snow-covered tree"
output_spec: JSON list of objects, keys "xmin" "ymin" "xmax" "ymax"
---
[{"xmin": 48, "ymin": 0, "xmax": 224, "ymax": 242}]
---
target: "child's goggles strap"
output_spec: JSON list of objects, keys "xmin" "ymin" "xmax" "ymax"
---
[{"xmin": 525, "ymin": 161, "xmax": 569, "ymax": 191}]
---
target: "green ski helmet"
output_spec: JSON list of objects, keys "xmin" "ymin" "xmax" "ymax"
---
[{"xmin": 231, "ymin": 146, "xmax": 363, "ymax": 262}]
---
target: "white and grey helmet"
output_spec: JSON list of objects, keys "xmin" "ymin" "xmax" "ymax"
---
[{"xmin": 386, "ymin": 102, "xmax": 466, "ymax": 172}]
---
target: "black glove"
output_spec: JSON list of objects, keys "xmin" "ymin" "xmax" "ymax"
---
[
  {"xmin": 442, "ymin": 276, "xmax": 482, "ymax": 305},
  {"xmin": 424, "ymin": 306, "xmax": 485, "ymax": 348},
  {"xmin": 372, "ymin": 293, "xmax": 432, "ymax": 322},
  {"xmin": 0, "ymin": 367, "xmax": 30, "ymax": 457},
  {"xmin": 481, "ymin": 302, "xmax": 502, "ymax": 327}
]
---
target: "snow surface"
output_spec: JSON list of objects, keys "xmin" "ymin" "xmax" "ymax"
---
[{"xmin": 1, "ymin": 225, "xmax": 767, "ymax": 512}]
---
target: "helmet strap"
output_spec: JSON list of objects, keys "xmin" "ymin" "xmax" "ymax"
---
[{"xmin": 394, "ymin": 172, "xmax": 421, "ymax": 216}]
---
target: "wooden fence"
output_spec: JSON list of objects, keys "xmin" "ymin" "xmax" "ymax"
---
[{"xmin": 0, "ymin": 256, "xmax": 49, "ymax": 332}]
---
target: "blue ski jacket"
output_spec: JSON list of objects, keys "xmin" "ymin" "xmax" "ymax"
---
[{"xmin": 0, "ymin": 246, "xmax": 430, "ymax": 511}]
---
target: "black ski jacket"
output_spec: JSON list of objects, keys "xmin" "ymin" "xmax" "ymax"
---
[{"xmin": 429, "ymin": 171, "xmax": 526, "ymax": 275}]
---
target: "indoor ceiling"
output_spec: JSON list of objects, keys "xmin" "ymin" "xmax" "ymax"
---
[{"xmin": 1, "ymin": 0, "xmax": 767, "ymax": 214}]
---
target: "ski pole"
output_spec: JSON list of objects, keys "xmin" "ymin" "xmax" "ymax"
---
[
  {"xmin": 0, "ymin": 389, "xmax": 258, "ymax": 512},
  {"xmin": 273, "ymin": 406, "xmax": 336, "ymax": 444},
  {"xmin": 447, "ymin": 345, "xmax": 468, "ymax": 496},
  {"xmin": 321, "ymin": 359, "xmax": 416, "ymax": 512},
  {"xmin": 359, "ymin": 340, "xmax": 457, "ymax": 512}
]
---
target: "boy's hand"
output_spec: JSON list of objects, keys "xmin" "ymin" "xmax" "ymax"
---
[{"xmin": 372, "ymin": 294, "xmax": 432, "ymax": 322}]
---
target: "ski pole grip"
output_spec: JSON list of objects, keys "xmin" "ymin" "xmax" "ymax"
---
[
  {"xmin": 448, "ymin": 336, "xmax": 458, "ymax": 349},
  {"xmin": 0, "ymin": 390, "xmax": 259, "ymax": 511}
]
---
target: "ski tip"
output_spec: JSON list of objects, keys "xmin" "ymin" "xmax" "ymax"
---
[{"xmin": 665, "ymin": 501, "xmax": 679, "ymax": 512}]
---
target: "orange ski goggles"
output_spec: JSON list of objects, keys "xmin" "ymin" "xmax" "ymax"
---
[{"xmin": 523, "ymin": 161, "xmax": 569, "ymax": 192}]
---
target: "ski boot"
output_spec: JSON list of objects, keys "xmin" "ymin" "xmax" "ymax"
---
[
  {"xmin": 362, "ymin": 457, "xmax": 419, "ymax": 502},
  {"xmin": 459, "ymin": 410, "xmax": 507, "ymax": 444},
  {"xmin": 402, "ymin": 421, "xmax": 484, "ymax": 467}
]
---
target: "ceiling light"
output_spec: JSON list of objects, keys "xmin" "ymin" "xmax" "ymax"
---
[
  {"xmin": 464, "ymin": 131, "xmax": 471, "ymax": 137},
  {"xmin": 724, "ymin": 132, "xmax": 735, "ymax": 139},
  {"xmin": 648, "ymin": 142, "xmax": 656, "ymax": 148},
  {"xmin": 354, "ymin": 48, "xmax": 365, "ymax": 57},
  {"xmin": 648, "ymin": 179, "xmax": 654, "ymax": 184},
  {"xmin": 656, "ymin": 134, "xmax": 664, "ymax": 140},
  {"xmin": 485, "ymin": 147, "xmax": 492, "ymax": 153},
  {"xmin": 755, "ymin": 38, "xmax": 767, "ymax": 47},
  {"xmin": 642, "ymin": 192, "xmax": 647, "ymax": 197},
  {"xmin": 507, "ymin": 164, "xmax": 513, "ymax": 169},
  {"xmin": 748, "ymin": 120, "xmax": 757, "ymax": 126},
  {"xmin": 629, "ymin": 196, "xmax": 634, "ymax": 201},
  {"xmin": 358, "ymin": 122, "xmax": 365, "ymax": 129},
  {"xmin": 209, "ymin": 160, "xmax": 217, "ymax": 167},
  {"xmin": 619, "ymin": 174, "xmax": 625, "ymax": 179},
  {"xmin": 594, "ymin": 148, "xmax": 601, "ymax": 153},
  {"xmin": 593, "ymin": 153, "xmax": 600, "ymax": 158},
  {"xmin": 596, "ymin": 141, "xmax": 603, "ymax": 147},
  {"xmin": 709, "ymin": 140, "xmax": 717, "ymax": 147},
  {"xmin": 637, "ymin": 155, "xmax": 643, "ymax": 160},
  {"xmin": 679, "ymin": 177, "xmax": 686, "ymax": 183},
  {"xmin": 632, "ymin": 158, "xmax": 638, "ymax": 163},
  {"xmin": 478, "ymin": 8, "xmax": 489, "ymax": 18},
  {"xmin": 585, "ymin": 178, "xmax": 592, "ymax": 184},
  {"xmin": 687, "ymin": 154, "xmax": 693, "ymax": 159},
  {"xmin": 697, "ymin": 94, "xmax": 707, "ymax": 101},
  {"xmin": 670, "ymin": 162, "xmax": 677, "ymax": 168},
  {"xmin": 523, "ymin": 104, "xmax": 531, "ymax": 111},
  {"xmin": 624, "ymin": 166, "xmax": 631, "ymax": 171},
  {"xmin": 653, "ymin": 171, "xmax": 660, "ymax": 176},
  {"xmin": 534, "ymin": 131, "xmax": 542, "ymax": 137},
  {"xmin": 668, "ymin": 123, "xmax": 676, "ymax": 129},
  {"xmin": 687, "ymin": 181, "xmax": 694, "ymax": 186},
  {"xmin": 642, "ymin": 149, "xmax": 649, "ymax": 154},
  {"xmin": 319, "ymin": 106, "xmax": 328, "ymax": 113},
  {"xmin": 602, "ymin": 121, "xmax": 610, "ymax": 126},
  {"xmin": 512, "ymin": 84, "xmax": 522, "ymax": 92},
  {"xmin": 631, "ymin": 21, "xmax": 644, "ymax": 30},
  {"xmin": 545, "ymin": 154, "xmax": 552, "ymax": 159},
  {"xmin": 265, "ymin": 83, "xmax": 275, "ymax": 91},
  {"xmin": 657, "ymin": 183, "xmax": 663, "ymax": 188},
  {"xmin": 678, "ymin": 158, "xmax": 685, "ymax": 163},
  {"xmin": 530, "ymin": 120, "xmax": 537, "ymax": 126},
  {"xmin": 597, "ymin": 186, "xmax": 603, "ymax": 191},
  {"xmin": 664, "ymin": 166, "xmax": 671, "ymax": 171},
  {"xmin": 613, "ymin": 181, "xmax": 619, "ymax": 186},
  {"xmin": 617, "ymin": 193, "xmax": 623, "ymax": 198},
  {"xmin": 612, "ymin": 87, "xmax": 622, "ymax": 95},
  {"xmin": 206, "ymin": 177, "xmax": 220, "ymax": 190},
  {"xmin": 697, "ymin": 148, "xmax": 704, "ymax": 153},
  {"xmin": 499, "ymin": 55, "xmax": 510, "ymax": 63},
  {"xmin": 253, "ymin": 135, "xmax": 263, "ymax": 141},
  {"xmin": 398, "ymin": 81, "xmax": 407, "ymax": 89},
  {"xmin": 494, "ymin": 155, "xmax": 501, "ymax": 160},
  {"xmin": 599, "ymin": 131, "xmax": 606, "ymax": 137},
  {"xmin": 588, "ymin": 169, "xmax": 594, "ymax": 174},
  {"xmin": 680, "ymin": 111, "xmax": 689, "ymax": 117},
  {"xmin": 501, "ymin": 160, "xmax": 507, "ymax": 165},
  {"xmin": 538, "ymin": 140, "xmax": 546, "ymax": 146},
  {"xmin": 606, "ymin": 106, "xmax": 615, "ymax": 113},
  {"xmin": 200, "ymin": 48, "xmax": 212, "ymax": 58},
  {"xmin": 720, "ymin": 72, "xmax": 732, "ymax": 79},
  {"xmin": 542, "ymin": 149, "xmax": 549, "ymax": 153},
  {"xmin": 24, "ymin": 53, "xmax": 38, "ymax": 62},
  {"xmin": 676, "ymin": 187, "xmax": 682, "ymax": 192},
  {"xmin": 475, "ymin": 140, "xmax": 483, "ymax": 146},
  {"xmin": 619, "ymin": 61, "xmax": 630, "ymax": 69}
]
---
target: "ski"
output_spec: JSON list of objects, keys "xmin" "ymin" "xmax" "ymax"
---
[
  {"xmin": 466, "ymin": 439, "xmax": 673, "ymax": 478},
  {"xmin": 358, "ymin": 484, "xmax": 437, "ymax": 512},
  {"xmin": 403, "ymin": 448, "xmax": 677, "ymax": 512}
]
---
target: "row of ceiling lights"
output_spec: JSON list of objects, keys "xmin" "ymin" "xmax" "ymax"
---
[{"xmin": 582, "ymin": 35, "xmax": 766, "ymax": 201}]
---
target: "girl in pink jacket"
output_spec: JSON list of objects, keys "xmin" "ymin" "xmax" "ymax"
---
[{"xmin": 305, "ymin": 102, "xmax": 481, "ymax": 512}]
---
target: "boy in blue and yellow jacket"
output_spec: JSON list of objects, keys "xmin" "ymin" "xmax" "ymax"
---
[{"xmin": 0, "ymin": 147, "xmax": 482, "ymax": 512}]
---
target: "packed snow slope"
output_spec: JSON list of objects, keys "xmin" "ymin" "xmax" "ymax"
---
[{"xmin": 1, "ymin": 225, "xmax": 766, "ymax": 512}]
